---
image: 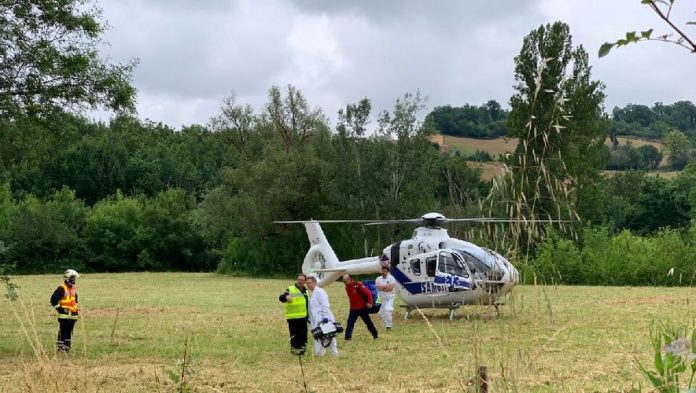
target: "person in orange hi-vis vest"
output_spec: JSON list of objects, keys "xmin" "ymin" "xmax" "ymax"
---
[{"xmin": 50, "ymin": 269, "xmax": 80, "ymax": 352}]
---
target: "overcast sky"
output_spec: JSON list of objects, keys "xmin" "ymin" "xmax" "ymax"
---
[{"xmin": 95, "ymin": 0, "xmax": 695, "ymax": 129}]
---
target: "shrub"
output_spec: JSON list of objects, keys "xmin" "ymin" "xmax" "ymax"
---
[
  {"xmin": 5, "ymin": 188, "xmax": 88, "ymax": 273},
  {"xmin": 84, "ymin": 189, "xmax": 213, "ymax": 272}
]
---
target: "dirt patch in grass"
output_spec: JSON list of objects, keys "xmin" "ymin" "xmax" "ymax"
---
[{"xmin": 86, "ymin": 306, "xmax": 179, "ymax": 318}]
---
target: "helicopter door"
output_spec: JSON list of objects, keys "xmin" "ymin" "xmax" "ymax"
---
[
  {"xmin": 425, "ymin": 256, "xmax": 437, "ymax": 277},
  {"xmin": 435, "ymin": 251, "xmax": 473, "ymax": 290}
]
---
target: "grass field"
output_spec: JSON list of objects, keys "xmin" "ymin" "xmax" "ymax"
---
[{"xmin": 1, "ymin": 273, "xmax": 694, "ymax": 392}]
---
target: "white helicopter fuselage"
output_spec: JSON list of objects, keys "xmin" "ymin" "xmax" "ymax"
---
[{"xmin": 301, "ymin": 222, "xmax": 519, "ymax": 313}]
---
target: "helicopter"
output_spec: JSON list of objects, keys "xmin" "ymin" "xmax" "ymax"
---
[{"xmin": 276, "ymin": 212, "xmax": 535, "ymax": 320}]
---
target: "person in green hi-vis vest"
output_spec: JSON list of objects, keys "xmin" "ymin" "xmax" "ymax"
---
[{"xmin": 278, "ymin": 274, "xmax": 308, "ymax": 355}]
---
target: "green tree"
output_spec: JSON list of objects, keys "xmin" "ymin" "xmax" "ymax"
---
[
  {"xmin": 663, "ymin": 129, "xmax": 691, "ymax": 170},
  {"xmin": 0, "ymin": 0, "xmax": 137, "ymax": 118},
  {"xmin": 637, "ymin": 144, "xmax": 663, "ymax": 169},
  {"xmin": 613, "ymin": 104, "xmax": 655, "ymax": 127},
  {"xmin": 266, "ymin": 85, "xmax": 327, "ymax": 152},
  {"xmin": 336, "ymin": 97, "xmax": 371, "ymax": 138},
  {"xmin": 5, "ymin": 187, "xmax": 88, "ymax": 272},
  {"xmin": 196, "ymin": 86, "xmax": 330, "ymax": 274},
  {"xmin": 607, "ymin": 143, "xmax": 643, "ymax": 170},
  {"xmin": 425, "ymin": 101, "xmax": 509, "ymax": 138},
  {"xmin": 495, "ymin": 22, "xmax": 607, "ymax": 251}
]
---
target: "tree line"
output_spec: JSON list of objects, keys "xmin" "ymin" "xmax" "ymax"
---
[
  {"xmin": 1, "ymin": 1, "xmax": 694, "ymax": 286},
  {"xmin": 427, "ymin": 100, "xmax": 696, "ymax": 171},
  {"xmin": 427, "ymin": 100, "xmax": 696, "ymax": 142},
  {"xmin": 0, "ymin": 89, "xmax": 488, "ymax": 275}
]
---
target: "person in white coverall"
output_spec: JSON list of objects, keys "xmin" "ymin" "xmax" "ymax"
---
[
  {"xmin": 306, "ymin": 276, "xmax": 339, "ymax": 356},
  {"xmin": 375, "ymin": 265, "xmax": 396, "ymax": 330}
]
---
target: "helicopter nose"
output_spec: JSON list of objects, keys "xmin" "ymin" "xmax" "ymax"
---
[
  {"xmin": 508, "ymin": 263, "xmax": 519, "ymax": 284},
  {"xmin": 500, "ymin": 262, "xmax": 519, "ymax": 295}
]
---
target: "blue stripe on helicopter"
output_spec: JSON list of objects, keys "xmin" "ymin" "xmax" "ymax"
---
[
  {"xmin": 434, "ymin": 275, "xmax": 471, "ymax": 289},
  {"xmin": 389, "ymin": 266, "xmax": 425, "ymax": 294},
  {"xmin": 389, "ymin": 266, "xmax": 471, "ymax": 295}
]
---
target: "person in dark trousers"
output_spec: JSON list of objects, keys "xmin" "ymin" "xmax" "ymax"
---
[
  {"xmin": 50, "ymin": 269, "xmax": 80, "ymax": 352},
  {"xmin": 278, "ymin": 274, "xmax": 308, "ymax": 355},
  {"xmin": 342, "ymin": 274, "xmax": 378, "ymax": 341}
]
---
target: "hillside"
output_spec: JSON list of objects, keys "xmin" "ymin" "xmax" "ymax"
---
[{"xmin": 435, "ymin": 135, "xmax": 675, "ymax": 180}]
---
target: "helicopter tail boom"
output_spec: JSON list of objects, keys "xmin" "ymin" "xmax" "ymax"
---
[{"xmin": 301, "ymin": 222, "xmax": 382, "ymax": 287}]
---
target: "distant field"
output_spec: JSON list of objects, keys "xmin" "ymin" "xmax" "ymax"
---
[
  {"xmin": 1, "ymin": 273, "xmax": 694, "ymax": 392},
  {"xmin": 441, "ymin": 135, "xmax": 517, "ymax": 157},
  {"xmin": 437, "ymin": 135, "xmax": 673, "ymax": 179},
  {"xmin": 441, "ymin": 135, "xmax": 664, "ymax": 157},
  {"xmin": 467, "ymin": 161, "xmax": 508, "ymax": 181},
  {"xmin": 604, "ymin": 169, "xmax": 680, "ymax": 179},
  {"xmin": 610, "ymin": 136, "xmax": 663, "ymax": 151}
]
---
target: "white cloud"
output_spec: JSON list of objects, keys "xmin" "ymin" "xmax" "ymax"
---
[{"xmin": 94, "ymin": 0, "xmax": 695, "ymax": 128}]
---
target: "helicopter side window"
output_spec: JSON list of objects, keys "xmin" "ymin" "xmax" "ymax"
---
[
  {"xmin": 425, "ymin": 256, "xmax": 437, "ymax": 277},
  {"xmin": 410, "ymin": 259, "xmax": 421, "ymax": 276}
]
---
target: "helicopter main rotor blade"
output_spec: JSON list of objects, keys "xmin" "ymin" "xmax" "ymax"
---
[
  {"xmin": 363, "ymin": 219, "xmax": 424, "ymax": 226},
  {"xmin": 276, "ymin": 216, "xmax": 570, "ymax": 225},
  {"xmin": 274, "ymin": 219, "xmax": 394, "ymax": 224},
  {"xmin": 443, "ymin": 218, "xmax": 569, "ymax": 223},
  {"xmin": 363, "ymin": 218, "xmax": 570, "ymax": 225}
]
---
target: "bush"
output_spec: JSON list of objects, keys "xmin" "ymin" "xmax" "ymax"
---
[
  {"xmin": 84, "ymin": 189, "xmax": 213, "ymax": 272},
  {"xmin": 532, "ymin": 229, "xmax": 583, "ymax": 284},
  {"xmin": 467, "ymin": 150, "xmax": 494, "ymax": 162},
  {"xmin": 5, "ymin": 188, "xmax": 88, "ymax": 273},
  {"xmin": 528, "ymin": 226, "xmax": 696, "ymax": 286}
]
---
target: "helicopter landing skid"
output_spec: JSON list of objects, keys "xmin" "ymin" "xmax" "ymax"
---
[
  {"xmin": 492, "ymin": 302, "xmax": 504, "ymax": 317},
  {"xmin": 402, "ymin": 304, "xmax": 462, "ymax": 321}
]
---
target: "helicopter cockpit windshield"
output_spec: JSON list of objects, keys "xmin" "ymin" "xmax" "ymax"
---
[
  {"xmin": 455, "ymin": 248, "xmax": 506, "ymax": 282},
  {"xmin": 457, "ymin": 250, "xmax": 494, "ymax": 279},
  {"xmin": 438, "ymin": 251, "xmax": 469, "ymax": 278},
  {"xmin": 431, "ymin": 251, "xmax": 473, "ymax": 291}
]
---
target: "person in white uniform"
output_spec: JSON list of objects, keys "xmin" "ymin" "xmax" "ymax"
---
[
  {"xmin": 375, "ymin": 265, "xmax": 396, "ymax": 330},
  {"xmin": 306, "ymin": 276, "xmax": 339, "ymax": 356}
]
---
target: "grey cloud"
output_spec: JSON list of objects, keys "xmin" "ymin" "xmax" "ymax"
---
[
  {"xmin": 101, "ymin": 0, "xmax": 295, "ymax": 99},
  {"xmin": 288, "ymin": 0, "xmax": 536, "ymax": 27},
  {"xmin": 94, "ymin": 0, "xmax": 694, "ymax": 128}
]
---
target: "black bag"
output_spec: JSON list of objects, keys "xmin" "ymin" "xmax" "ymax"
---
[{"xmin": 366, "ymin": 302, "xmax": 381, "ymax": 314}]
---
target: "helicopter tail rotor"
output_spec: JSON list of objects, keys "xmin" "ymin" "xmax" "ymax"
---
[
  {"xmin": 301, "ymin": 222, "xmax": 344, "ymax": 287},
  {"xmin": 296, "ymin": 221, "xmax": 382, "ymax": 287}
]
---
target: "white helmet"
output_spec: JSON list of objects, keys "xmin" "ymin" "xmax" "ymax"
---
[{"xmin": 63, "ymin": 269, "xmax": 80, "ymax": 281}]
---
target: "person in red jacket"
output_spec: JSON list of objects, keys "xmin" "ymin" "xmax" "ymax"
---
[{"xmin": 342, "ymin": 274, "xmax": 378, "ymax": 341}]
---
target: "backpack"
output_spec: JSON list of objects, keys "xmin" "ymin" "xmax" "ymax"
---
[{"xmin": 359, "ymin": 280, "xmax": 382, "ymax": 314}]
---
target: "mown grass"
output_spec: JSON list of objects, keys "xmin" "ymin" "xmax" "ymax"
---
[{"xmin": 0, "ymin": 273, "xmax": 694, "ymax": 392}]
